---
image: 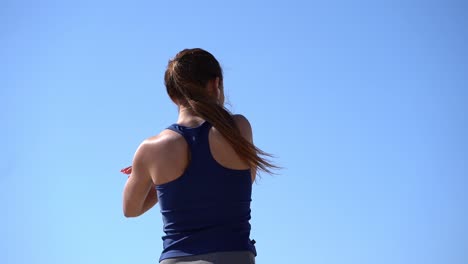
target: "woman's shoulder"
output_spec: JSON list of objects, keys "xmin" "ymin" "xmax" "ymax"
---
[
  {"xmin": 145, "ymin": 129, "xmax": 185, "ymax": 149},
  {"xmin": 232, "ymin": 114, "xmax": 250, "ymax": 124},
  {"xmin": 135, "ymin": 129, "xmax": 188, "ymax": 182},
  {"xmin": 232, "ymin": 114, "xmax": 253, "ymax": 139},
  {"xmin": 138, "ymin": 130, "xmax": 186, "ymax": 162}
]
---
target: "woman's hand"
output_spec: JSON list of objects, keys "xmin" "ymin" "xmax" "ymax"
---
[{"xmin": 121, "ymin": 166, "xmax": 132, "ymax": 175}]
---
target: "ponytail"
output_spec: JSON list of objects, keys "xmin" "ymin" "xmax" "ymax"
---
[
  {"xmin": 165, "ymin": 48, "xmax": 279, "ymax": 175},
  {"xmin": 188, "ymin": 98, "xmax": 277, "ymax": 174}
]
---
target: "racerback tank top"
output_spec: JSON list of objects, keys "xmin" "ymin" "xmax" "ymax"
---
[{"xmin": 156, "ymin": 121, "xmax": 257, "ymax": 262}]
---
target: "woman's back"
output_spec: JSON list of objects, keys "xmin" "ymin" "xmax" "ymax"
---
[
  {"xmin": 147, "ymin": 115, "xmax": 255, "ymax": 186},
  {"xmin": 150, "ymin": 116, "xmax": 256, "ymax": 262}
]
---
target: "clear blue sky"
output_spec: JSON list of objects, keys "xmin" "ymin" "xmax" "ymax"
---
[{"xmin": 2, "ymin": 1, "xmax": 467, "ymax": 263}]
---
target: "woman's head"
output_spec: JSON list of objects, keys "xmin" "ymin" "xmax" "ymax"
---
[
  {"xmin": 165, "ymin": 48, "xmax": 224, "ymax": 107},
  {"xmin": 163, "ymin": 48, "xmax": 278, "ymax": 175}
]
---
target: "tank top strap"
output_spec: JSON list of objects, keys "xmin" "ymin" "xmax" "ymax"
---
[{"xmin": 166, "ymin": 121, "xmax": 212, "ymax": 152}]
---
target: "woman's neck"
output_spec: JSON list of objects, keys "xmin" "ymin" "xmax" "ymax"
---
[{"xmin": 177, "ymin": 106, "xmax": 204, "ymax": 127}]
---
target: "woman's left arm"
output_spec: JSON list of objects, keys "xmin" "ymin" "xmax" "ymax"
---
[{"xmin": 122, "ymin": 142, "xmax": 158, "ymax": 217}]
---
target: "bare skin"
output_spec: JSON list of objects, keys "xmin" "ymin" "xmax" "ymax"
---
[{"xmin": 122, "ymin": 79, "xmax": 256, "ymax": 217}]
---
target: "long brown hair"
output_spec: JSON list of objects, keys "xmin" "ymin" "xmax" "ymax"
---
[{"xmin": 164, "ymin": 48, "xmax": 278, "ymax": 174}]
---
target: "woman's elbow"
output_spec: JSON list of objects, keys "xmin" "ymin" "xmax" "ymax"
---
[{"xmin": 123, "ymin": 206, "xmax": 141, "ymax": 218}]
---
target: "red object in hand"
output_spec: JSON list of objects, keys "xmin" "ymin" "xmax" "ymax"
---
[{"xmin": 121, "ymin": 166, "xmax": 132, "ymax": 175}]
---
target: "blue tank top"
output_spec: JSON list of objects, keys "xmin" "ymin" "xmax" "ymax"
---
[{"xmin": 156, "ymin": 121, "xmax": 257, "ymax": 262}]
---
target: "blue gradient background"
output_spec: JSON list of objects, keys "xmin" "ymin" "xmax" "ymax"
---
[{"xmin": 2, "ymin": 1, "xmax": 467, "ymax": 263}]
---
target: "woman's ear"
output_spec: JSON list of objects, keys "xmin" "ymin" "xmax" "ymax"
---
[
  {"xmin": 208, "ymin": 77, "xmax": 220, "ymax": 98},
  {"xmin": 215, "ymin": 77, "xmax": 225, "ymax": 105}
]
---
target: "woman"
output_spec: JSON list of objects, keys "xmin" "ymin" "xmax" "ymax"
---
[{"xmin": 122, "ymin": 48, "xmax": 277, "ymax": 264}]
